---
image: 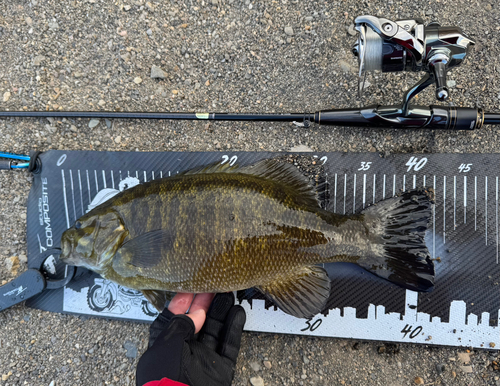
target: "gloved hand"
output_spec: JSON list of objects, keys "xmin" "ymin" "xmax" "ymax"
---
[{"xmin": 136, "ymin": 292, "xmax": 246, "ymax": 386}]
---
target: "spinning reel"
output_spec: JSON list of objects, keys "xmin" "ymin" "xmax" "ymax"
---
[
  {"xmin": 352, "ymin": 15, "xmax": 475, "ymax": 114},
  {"xmin": 1, "ymin": 15, "xmax": 499, "ymax": 130}
]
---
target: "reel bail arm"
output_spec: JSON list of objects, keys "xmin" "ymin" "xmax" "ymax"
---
[{"xmin": 353, "ymin": 15, "xmax": 475, "ymax": 114}]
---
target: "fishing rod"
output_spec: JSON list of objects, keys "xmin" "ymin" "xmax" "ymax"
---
[{"xmin": 1, "ymin": 15, "xmax": 499, "ymax": 130}]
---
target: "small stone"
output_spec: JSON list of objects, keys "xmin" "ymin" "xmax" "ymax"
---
[
  {"xmin": 458, "ymin": 352, "xmax": 471, "ymax": 364},
  {"xmin": 284, "ymin": 26, "xmax": 294, "ymax": 36},
  {"xmin": 105, "ymin": 119, "xmax": 112, "ymax": 129},
  {"xmin": 114, "ymin": 136, "xmax": 122, "ymax": 144},
  {"xmin": 414, "ymin": 377, "xmax": 424, "ymax": 385},
  {"xmin": 460, "ymin": 365, "xmax": 473, "ymax": 373},
  {"xmin": 146, "ymin": 28, "xmax": 152, "ymax": 36},
  {"xmin": 133, "ymin": 77, "xmax": 143, "ymax": 84},
  {"xmin": 2, "ymin": 372, "xmax": 12, "ymax": 381},
  {"xmin": 120, "ymin": 52, "xmax": 131, "ymax": 62},
  {"xmin": 436, "ymin": 363, "xmax": 446, "ymax": 375},
  {"xmin": 263, "ymin": 360, "xmax": 272, "ymax": 369},
  {"xmin": 250, "ymin": 361, "xmax": 261, "ymax": 372},
  {"xmin": 348, "ymin": 24, "xmax": 357, "ymax": 36},
  {"xmin": 123, "ymin": 341, "xmax": 137, "ymax": 358},
  {"xmin": 48, "ymin": 381, "xmax": 55, "ymax": 386},
  {"xmin": 98, "ymin": 100, "xmax": 106, "ymax": 106},
  {"xmin": 33, "ymin": 55, "xmax": 46, "ymax": 66},
  {"xmin": 19, "ymin": 254, "xmax": 27, "ymax": 264},
  {"xmin": 48, "ymin": 21, "xmax": 59, "ymax": 31},
  {"xmin": 172, "ymin": 90, "xmax": 178, "ymax": 95},
  {"xmin": 124, "ymin": 4, "xmax": 131, "ymax": 10},
  {"xmin": 88, "ymin": 119, "xmax": 100, "ymax": 128},
  {"xmin": 339, "ymin": 60, "xmax": 355, "ymax": 73},
  {"xmin": 425, "ymin": 9, "xmax": 434, "ymax": 15},
  {"xmin": 25, "ymin": 17, "xmax": 33, "ymax": 25},
  {"xmin": 301, "ymin": 374, "xmax": 307, "ymax": 379},
  {"xmin": 302, "ymin": 355, "xmax": 309, "ymax": 365},
  {"xmin": 489, "ymin": 342, "xmax": 496, "ymax": 348},
  {"xmin": 447, "ymin": 80, "xmax": 457, "ymax": 88},
  {"xmin": 3, "ymin": 92, "xmax": 11, "ymax": 102},
  {"xmin": 151, "ymin": 65, "xmax": 167, "ymax": 79},
  {"xmin": 70, "ymin": 125, "xmax": 77, "ymax": 132},
  {"xmin": 119, "ymin": 30, "xmax": 128, "ymax": 37},
  {"xmin": 6, "ymin": 256, "xmax": 20, "ymax": 274},
  {"xmin": 290, "ymin": 145, "xmax": 313, "ymax": 152},
  {"xmin": 451, "ymin": 371, "xmax": 457, "ymax": 378},
  {"xmin": 211, "ymin": 0, "xmax": 218, "ymax": 5},
  {"xmin": 249, "ymin": 376, "xmax": 264, "ymax": 386}
]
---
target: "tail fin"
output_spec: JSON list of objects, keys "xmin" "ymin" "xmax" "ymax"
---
[{"xmin": 358, "ymin": 188, "xmax": 435, "ymax": 292}]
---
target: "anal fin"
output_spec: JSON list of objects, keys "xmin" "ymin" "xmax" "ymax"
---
[
  {"xmin": 141, "ymin": 290, "xmax": 176, "ymax": 312},
  {"xmin": 257, "ymin": 265, "xmax": 330, "ymax": 319}
]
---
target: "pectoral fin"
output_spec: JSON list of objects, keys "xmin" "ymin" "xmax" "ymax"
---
[
  {"xmin": 115, "ymin": 229, "xmax": 175, "ymax": 269},
  {"xmin": 257, "ymin": 265, "xmax": 330, "ymax": 319},
  {"xmin": 141, "ymin": 290, "xmax": 176, "ymax": 312}
]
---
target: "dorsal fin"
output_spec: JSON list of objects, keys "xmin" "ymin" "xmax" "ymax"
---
[{"xmin": 179, "ymin": 159, "xmax": 321, "ymax": 207}]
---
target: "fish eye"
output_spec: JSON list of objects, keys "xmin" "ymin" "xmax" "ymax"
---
[{"xmin": 74, "ymin": 221, "xmax": 82, "ymax": 229}]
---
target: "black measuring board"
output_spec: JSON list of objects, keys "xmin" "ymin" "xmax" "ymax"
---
[{"xmin": 24, "ymin": 150, "xmax": 500, "ymax": 348}]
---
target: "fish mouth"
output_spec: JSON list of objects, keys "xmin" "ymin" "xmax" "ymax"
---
[{"xmin": 60, "ymin": 231, "xmax": 78, "ymax": 266}]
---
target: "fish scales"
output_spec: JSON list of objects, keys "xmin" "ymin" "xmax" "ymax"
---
[
  {"xmin": 60, "ymin": 160, "xmax": 435, "ymax": 318},
  {"xmin": 103, "ymin": 173, "xmax": 346, "ymax": 291}
]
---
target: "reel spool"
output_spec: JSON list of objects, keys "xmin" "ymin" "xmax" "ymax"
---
[{"xmin": 352, "ymin": 16, "xmax": 475, "ymax": 112}]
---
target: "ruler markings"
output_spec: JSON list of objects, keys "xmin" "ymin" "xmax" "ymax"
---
[
  {"xmin": 61, "ymin": 170, "xmax": 70, "ymax": 230},
  {"xmin": 353, "ymin": 174, "xmax": 357, "ymax": 214},
  {"xmin": 443, "ymin": 176, "xmax": 446, "ymax": 244},
  {"xmin": 160, "ymin": 171, "xmax": 163, "ymax": 178},
  {"xmin": 77, "ymin": 170, "xmax": 84, "ymax": 216},
  {"xmin": 373, "ymin": 174, "xmax": 376, "ymax": 204},
  {"xmin": 464, "ymin": 176, "xmax": 467, "ymax": 224},
  {"xmin": 383, "ymin": 174, "xmax": 386, "ymax": 199},
  {"xmin": 111, "ymin": 170, "xmax": 115, "ymax": 189},
  {"xmin": 343, "ymin": 174, "xmax": 347, "ymax": 215},
  {"xmin": 334, "ymin": 173, "xmax": 337, "ymax": 213},
  {"xmin": 403, "ymin": 175, "xmax": 406, "ymax": 191},
  {"xmin": 423, "ymin": 175, "xmax": 426, "ymax": 187},
  {"xmin": 475, "ymin": 176, "xmax": 477, "ymax": 231},
  {"xmin": 86, "ymin": 170, "xmax": 91, "ymax": 204},
  {"xmin": 486, "ymin": 176, "xmax": 488, "ymax": 245},
  {"xmin": 362, "ymin": 174, "xmax": 366, "ymax": 209},
  {"xmin": 433, "ymin": 175, "xmax": 436, "ymax": 259},
  {"xmin": 497, "ymin": 177, "xmax": 499, "ymax": 264},
  {"xmin": 413, "ymin": 174, "xmax": 416, "ymax": 189},
  {"xmin": 393, "ymin": 174, "xmax": 396, "ymax": 197},
  {"xmin": 69, "ymin": 170, "xmax": 76, "ymax": 222},
  {"xmin": 454, "ymin": 176, "xmax": 456, "ymax": 230},
  {"xmin": 102, "ymin": 170, "xmax": 107, "ymax": 189},
  {"xmin": 94, "ymin": 170, "xmax": 99, "ymax": 193}
]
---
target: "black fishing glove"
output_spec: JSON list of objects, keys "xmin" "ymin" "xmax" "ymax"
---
[{"xmin": 136, "ymin": 293, "xmax": 246, "ymax": 386}]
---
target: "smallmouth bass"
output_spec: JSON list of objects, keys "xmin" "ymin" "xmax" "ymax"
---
[{"xmin": 60, "ymin": 159, "xmax": 434, "ymax": 318}]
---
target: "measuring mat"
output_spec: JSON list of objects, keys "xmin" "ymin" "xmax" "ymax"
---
[{"xmin": 25, "ymin": 150, "xmax": 499, "ymax": 349}]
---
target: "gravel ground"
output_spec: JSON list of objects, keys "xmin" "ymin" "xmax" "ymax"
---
[{"xmin": 1, "ymin": 0, "xmax": 500, "ymax": 385}]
